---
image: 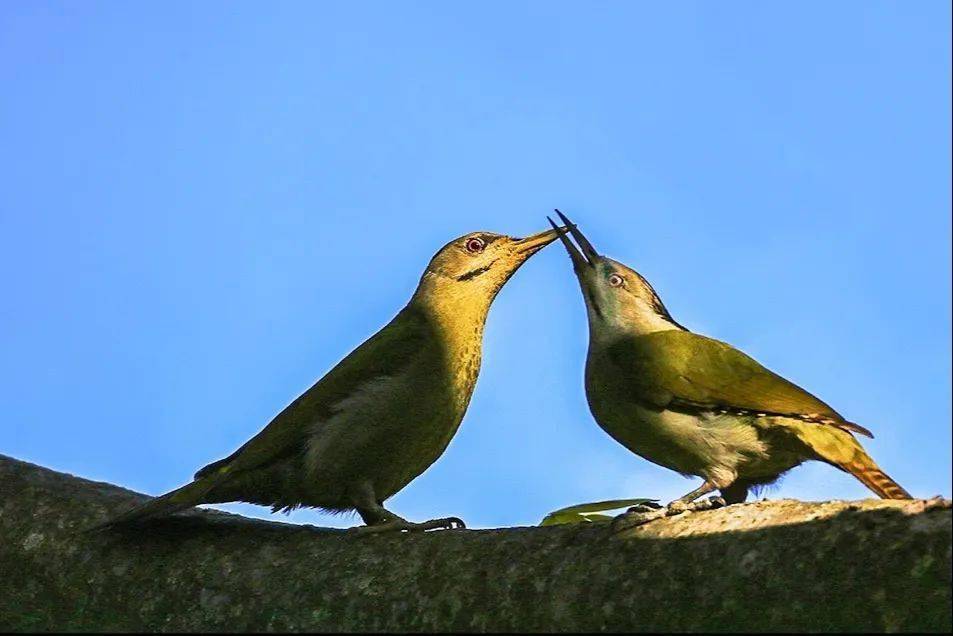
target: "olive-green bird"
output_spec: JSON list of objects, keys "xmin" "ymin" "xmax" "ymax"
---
[
  {"xmin": 94, "ymin": 226, "xmax": 560, "ymax": 533},
  {"xmin": 548, "ymin": 211, "xmax": 910, "ymax": 526}
]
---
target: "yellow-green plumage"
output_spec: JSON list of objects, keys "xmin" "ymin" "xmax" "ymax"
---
[
  {"xmin": 196, "ymin": 304, "xmax": 461, "ymax": 512},
  {"xmin": 550, "ymin": 211, "xmax": 910, "ymax": 507},
  {"xmin": 597, "ymin": 330, "xmax": 871, "ymax": 437},
  {"xmin": 94, "ymin": 227, "xmax": 559, "ymax": 532}
]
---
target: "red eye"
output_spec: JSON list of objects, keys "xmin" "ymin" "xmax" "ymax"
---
[
  {"xmin": 465, "ymin": 237, "xmax": 485, "ymax": 254},
  {"xmin": 608, "ymin": 273, "xmax": 624, "ymax": 287}
]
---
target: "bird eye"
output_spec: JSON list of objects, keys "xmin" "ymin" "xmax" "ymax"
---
[
  {"xmin": 465, "ymin": 237, "xmax": 486, "ymax": 254},
  {"xmin": 608, "ymin": 273, "xmax": 625, "ymax": 287}
]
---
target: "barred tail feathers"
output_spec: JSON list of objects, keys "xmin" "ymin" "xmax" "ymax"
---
[
  {"xmin": 788, "ymin": 419, "xmax": 911, "ymax": 500},
  {"xmin": 839, "ymin": 457, "xmax": 912, "ymax": 500}
]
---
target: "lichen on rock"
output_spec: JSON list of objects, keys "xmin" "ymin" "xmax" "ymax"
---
[{"xmin": 0, "ymin": 455, "xmax": 950, "ymax": 632}]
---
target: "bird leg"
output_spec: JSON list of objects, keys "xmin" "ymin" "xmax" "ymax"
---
[
  {"xmin": 349, "ymin": 482, "xmax": 465, "ymax": 535},
  {"xmin": 612, "ymin": 481, "xmax": 726, "ymax": 532},
  {"xmin": 667, "ymin": 481, "xmax": 724, "ymax": 513},
  {"xmin": 719, "ymin": 481, "xmax": 750, "ymax": 504}
]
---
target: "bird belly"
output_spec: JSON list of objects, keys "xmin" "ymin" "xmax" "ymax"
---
[
  {"xmin": 303, "ymin": 372, "xmax": 468, "ymax": 508},
  {"xmin": 589, "ymin": 398, "xmax": 769, "ymax": 483},
  {"xmin": 732, "ymin": 415, "xmax": 825, "ymax": 483}
]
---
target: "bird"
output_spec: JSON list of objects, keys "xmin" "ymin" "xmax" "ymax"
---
[
  {"xmin": 547, "ymin": 210, "xmax": 911, "ymax": 529},
  {"xmin": 92, "ymin": 226, "xmax": 561, "ymax": 534}
]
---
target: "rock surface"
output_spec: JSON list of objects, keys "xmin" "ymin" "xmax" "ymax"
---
[{"xmin": 1, "ymin": 454, "xmax": 950, "ymax": 632}]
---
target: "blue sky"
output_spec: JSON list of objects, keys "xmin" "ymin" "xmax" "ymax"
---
[{"xmin": 1, "ymin": 2, "xmax": 949, "ymax": 529}]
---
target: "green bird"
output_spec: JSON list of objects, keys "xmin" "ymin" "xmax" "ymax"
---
[
  {"xmin": 95, "ymin": 226, "xmax": 560, "ymax": 534},
  {"xmin": 548, "ymin": 210, "xmax": 910, "ymax": 527}
]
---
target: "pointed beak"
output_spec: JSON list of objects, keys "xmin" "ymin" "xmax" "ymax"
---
[
  {"xmin": 547, "ymin": 209, "xmax": 599, "ymax": 269},
  {"xmin": 513, "ymin": 227, "xmax": 562, "ymax": 257}
]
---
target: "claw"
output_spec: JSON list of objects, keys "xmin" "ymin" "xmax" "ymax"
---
[
  {"xmin": 612, "ymin": 496, "xmax": 728, "ymax": 533},
  {"xmin": 611, "ymin": 507, "xmax": 668, "ymax": 532},
  {"xmin": 351, "ymin": 516, "xmax": 466, "ymax": 535},
  {"xmin": 626, "ymin": 501, "xmax": 663, "ymax": 514},
  {"xmin": 697, "ymin": 496, "xmax": 726, "ymax": 511}
]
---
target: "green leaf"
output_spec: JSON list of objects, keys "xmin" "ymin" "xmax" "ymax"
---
[
  {"xmin": 539, "ymin": 511, "xmax": 585, "ymax": 526},
  {"xmin": 539, "ymin": 498, "xmax": 658, "ymax": 526},
  {"xmin": 549, "ymin": 498, "xmax": 657, "ymax": 514}
]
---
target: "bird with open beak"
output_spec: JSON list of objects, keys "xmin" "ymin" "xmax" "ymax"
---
[
  {"xmin": 548, "ymin": 210, "xmax": 910, "ymax": 530},
  {"xmin": 92, "ymin": 226, "xmax": 562, "ymax": 534}
]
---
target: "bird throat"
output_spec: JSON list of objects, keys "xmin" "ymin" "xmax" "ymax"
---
[{"xmin": 417, "ymin": 292, "xmax": 488, "ymax": 397}]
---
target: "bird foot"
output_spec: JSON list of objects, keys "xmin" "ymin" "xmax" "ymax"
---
[
  {"xmin": 612, "ymin": 496, "xmax": 726, "ymax": 533},
  {"xmin": 611, "ymin": 506, "xmax": 668, "ymax": 531},
  {"xmin": 668, "ymin": 496, "xmax": 726, "ymax": 515},
  {"xmin": 688, "ymin": 496, "xmax": 727, "ymax": 513},
  {"xmin": 626, "ymin": 501, "xmax": 664, "ymax": 514},
  {"xmin": 351, "ymin": 516, "xmax": 466, "ymax": 535}
]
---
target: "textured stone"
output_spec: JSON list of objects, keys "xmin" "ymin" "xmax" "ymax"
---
[{"xmin": 1, "ymin": 454, "xmax": 949, "ymax": 632}]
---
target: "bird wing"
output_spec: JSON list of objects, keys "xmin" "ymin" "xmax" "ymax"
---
[
  {"xmin": 194, "ymin": 304, "xmax": 434, "ymax": 479},
  {"xmin": 604, "ymin": 330, "xmax": 872, "ymax": 437}
]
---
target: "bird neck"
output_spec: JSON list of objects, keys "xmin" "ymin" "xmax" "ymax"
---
[
  {"xmin": 587, "ymin": 302, "xmax": 683, "ymax": 346},
  {"xmin": 410, "ymin": 276, "xmax": 491, "ymax": 367}
]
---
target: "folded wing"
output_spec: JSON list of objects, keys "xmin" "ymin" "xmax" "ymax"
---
[{"xmin": 605, "ymin": 330, "xmax": 872, "ymax": 438}]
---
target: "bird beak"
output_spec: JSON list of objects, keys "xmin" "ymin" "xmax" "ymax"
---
[
  {"xmin": 547, "ymin": 209, "xmax": 599, "ymax": 269},
  {"xmin": 513, "ymin": 227, "xmax": 562, "ymax": 256}
]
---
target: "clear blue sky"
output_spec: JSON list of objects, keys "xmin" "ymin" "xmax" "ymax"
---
[{"xmin": 1, "ymin": 2, "xmax": 949, "ymax": 529}]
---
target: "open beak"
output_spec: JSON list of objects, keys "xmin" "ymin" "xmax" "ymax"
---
[
  {"xmin": 513, "ymin": 226, "xmax": 562, "ymax": 256},
  {"xmin": 547, "ymin": 209, "xmax": 599, "ymax": 269}
]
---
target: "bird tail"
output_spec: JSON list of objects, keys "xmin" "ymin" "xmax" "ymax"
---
[
  {"xmin": 838, "ymin": 455, "xmax": 912, "ymax": 500},
  {"xmin": 789, "ymin": 420, "xmax": 911, "ymax": 500},
  {"xmin": 84, "ymin": 478, "xmax": 217, "ymax": 532}
]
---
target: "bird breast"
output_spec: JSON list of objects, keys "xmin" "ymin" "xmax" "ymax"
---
[{"xmin": 303, "ymin": 338, "xmax": 482, "ymax": 500}]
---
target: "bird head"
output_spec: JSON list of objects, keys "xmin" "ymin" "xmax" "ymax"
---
[
  {"xmin": 413, "ymin": 227, "xmax": 562, "ymax": 315},
  {"xmin": 548, "ymin": 210, "xmax": 684, "ymax": 339}
]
